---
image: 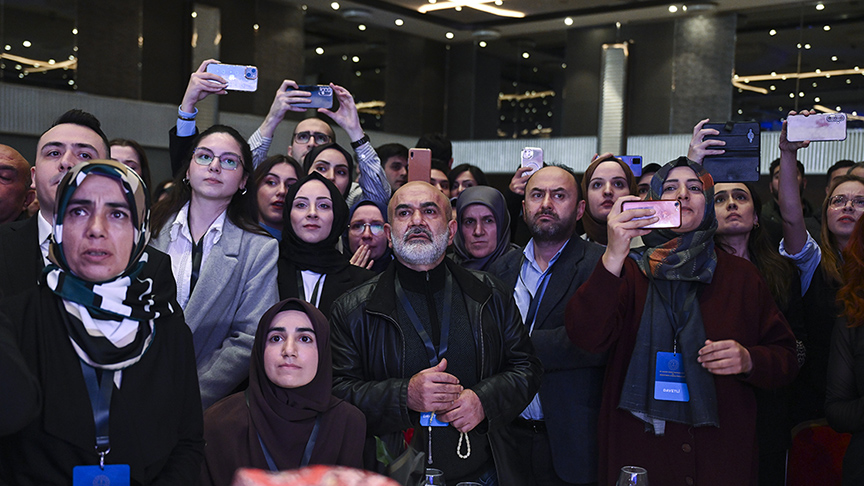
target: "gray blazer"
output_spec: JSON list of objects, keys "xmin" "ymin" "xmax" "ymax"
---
[{"xmin": 151, "ymin": 216, "xmax": 278, "ymax": 409}]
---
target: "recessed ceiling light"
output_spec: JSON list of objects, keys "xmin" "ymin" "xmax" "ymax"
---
[
  {"xmin": 561, "ymin": 63, "xmax": 567, "ymax": 69},
  {"xmin": 832, "ymin": 56, "xmax": 838, "ymax": 61},
  {"xmin": 358, "ymin": 24, "xmax": 366, "ymax": 31},
  {"xmin": 72, "ymin": 28, "xmax": 78, "ymax": 35},
  {"xmin": 682, "ymin": 5, "xmax": 687, "ymax": 11},
  {"xmin": 770, "ymin": 85, "xmax": 776, "ymax": 90},
  {"xmin": 479, "ymin": 41, "xmax": 487, "ymax": 47},
  {"xmin": 522, "ymin": 52, "xmax": 530, "ymax": 59},
  {"xmin": 495, "ymin": 0, "xmax": 503, "ymax": 4},
  {"xmin": 352, "ymin": 55, "xmax": 360, "ymax": 62},
  {"xmin": 815, "ymin": 97, "xmax": 821, "ymax": 102},
  {"xmin": 191, "ymin": 12, "xmax": 197, "ymax": 18},
  {"xmin": 455, "ymin": 6, "xmax": 462, "ymax": 11},
  {"xmin": 564, "ymin": 17, "xmax": 573, "ymax": 26},
  {"xmin": 738, "ymin": 109, "xmax": 743, "ymax": 114},
  {"xmin": 341, "ymin": 54, "xmax": 348, "ymax": 61},
  {"xmin": 22, "ymin": 40, "xmax": 31, "ymax": 47},
  {"xmin": 395, "ymin": 18, "xmax": 403, "ymax": 26},
  {"xmin": 797, "ymin": 43, "xmax": 802, "ymax": 48},
  {"xmin": 816, "ymin": 2, "xmax": 825, "ymax": 10},
  {"xmin": 330, "ymin": 2, "xmax": 340, "ymax": 10},
  {"xmin": 805, "ymin": 44, "xmax": 811, "ymax": 49},
  {"xmin": 812, "ymin": 82, "xmax": 818, "ymax": 87},
  {"xmin": 789, "ymin": 93, "xmax": 795, "ymax": 98},
  {"xmin": 445, "ymin": 32, "xmax": 454, "ymax": 39},
  {"xmin": 769, "ymin": 29, "xmax": 777, "ymax": 36},
  {"xmin": 824, "ymin": 25, "xmax": 831, "ymax": 31},
  {"xmin": 668, "ymin": 5, "xmax": 678, "ymax": 13},
  {"xmin": 815, "ymin": 68, "xmax": 821, "ymax": 73},
  {"xmin": 836, "ymin": 106, "xmax": 841, "ymax": 111},
  {"xmin": 847, "ymin": 79, "xmax": 852, "ymax": 84},
  {"xmin": 3, "ymin": 45, "xmax": 10, "ymax": 51},
  {"xmin": 355, "ymin": 71, "xmax": 361, "ymax": 76},
  {"xmin": 315, "ymin": 47, "xmax": 324, "ymax": 55},
  {"xmin": 253, "ymin": 24, "xmax": 259, "ymax": 31},
  {"xmin": 799, "ymin": 92, "xmax": 805, "ymax": 97}
]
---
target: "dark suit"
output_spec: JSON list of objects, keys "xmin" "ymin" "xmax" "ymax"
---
[
  {"xmin": 488, "ymin": 235, "xmax": 605, "ymax": 485},
  {"xmin": 0, "ymin": 214, "xmax": 177, "ymax": 302}
]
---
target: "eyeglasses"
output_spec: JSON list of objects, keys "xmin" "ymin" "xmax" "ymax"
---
[
  {"xmin": 349, "ymin": 222, "xmax": 385, "ymax": 235},
  {"xmin": 294, "ymin": 131, "xmax": 331, "ymax": 145},
  {"xmin": 829, "ymin": 195, "xmax": 864, "ymax": 210},
  {"xmin": 192, "ymin": 147, "xmax": 241, "ymax": 170}
]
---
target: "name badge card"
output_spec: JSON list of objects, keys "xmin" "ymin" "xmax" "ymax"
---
[
  {"xmin": 420, "ymin": 412, "xmax": 449, "ymax": 427},
  {"xmin": 73, "ymin": 464, "xmax": 130, "ymax": 486},
  {"xmin": 654, "ymin": 352, "xmax": 690, "ymax": 402}
]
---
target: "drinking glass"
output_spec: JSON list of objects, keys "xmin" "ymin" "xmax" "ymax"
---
[
  {"xmin": 616, "ymin": 466, "xmax": 649, "ymax": 486},
  {"xmin": 425, "ymin": 468, "xmax": 445, "ymax": 486}
]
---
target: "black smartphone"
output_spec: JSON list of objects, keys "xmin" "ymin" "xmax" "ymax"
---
[{"xmin": 296, "ymin": 85, "xmax": 334, "ymax": 110}]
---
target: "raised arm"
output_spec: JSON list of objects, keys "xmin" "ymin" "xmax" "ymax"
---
[
  {"xmin": 687, "ymin": 118, "xmax": 725, "ymax": 165},
  {"xmin": 777, "ymin": 110, "xmax": 813, "ymax": 255},
  {"xmin": 170, "ymin": 59, "xmax": 227, "ymax": 175}
]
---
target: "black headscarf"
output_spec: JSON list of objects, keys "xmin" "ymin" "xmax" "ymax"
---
[
  {"xmin": 280, "ymin": 172, "xmax": 350, "ymax": 275},
  {"xmin": 302, "ymin": 143, "xmax": 355, "ymax": 198},
  {"xmin": 453, "ymin": 186, "xmax": 515, "ymax": 271}
]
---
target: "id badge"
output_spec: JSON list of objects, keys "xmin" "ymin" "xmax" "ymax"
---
[
  {"xmin": 654, "ymin": 352, "xmax": 690, "ymax": 402},
  {"xmin": 73, "ymin": 464, "xmax": 130, "ymax": 486},
  {"xmin": 420, "ymin": 412, "xmax": 449, "ymax": 427}
]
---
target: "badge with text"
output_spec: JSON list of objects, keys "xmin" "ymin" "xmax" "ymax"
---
[
  {"xmin": 654, "ymin": 352, "xmax": 690, "ymax": 402},
  {"xmin": 420, "ymin": 412, "xmax": 449, "ymax": 427},
  {"xmin": 73, "ymin": 464, "xmax": 130, "ymax": 486}
]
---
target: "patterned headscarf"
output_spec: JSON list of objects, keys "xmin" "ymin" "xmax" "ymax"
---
[{"xmin": 42, "ymin": 160, "xmax": 173, "ymax": 373}]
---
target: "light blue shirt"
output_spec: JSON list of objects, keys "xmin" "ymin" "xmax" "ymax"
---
[
  {"xmin": 779, "ymin": 232, "xmax": 821, "ymax": 295},
  {"xmin": 515, "ymin": 238, "xmax": 568, "ymax": 420}
]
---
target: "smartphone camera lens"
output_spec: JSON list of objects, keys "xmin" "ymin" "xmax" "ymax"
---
[{"xmin": 245, "ymin": 66, "xmax": 258, "ymax": 80}]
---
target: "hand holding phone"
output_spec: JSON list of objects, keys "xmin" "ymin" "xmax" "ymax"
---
[
  {"xmin": 205, "ymin": 63, "xmax": 258, "ymax": 91},
  {"xmin": 521, "ymin": 147, "xmax": 543, "ymax": 177},
  {"xmin": 621, "ymin": 200, "xmax": 681, "ymax": 229},
  {"xmin": 296, "ymin": 85, "xmax": 335, "ymax": 110},
  {"xmin": 787, "ymin": 113, "xmax": 847, "ymax": 142}
]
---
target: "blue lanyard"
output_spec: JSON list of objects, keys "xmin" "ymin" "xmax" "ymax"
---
[
  {"xmin": 394, "ymin": 274, "xmax": 452, "ymax": 367},
  {"xmin": 80, "ymin": 362, "xmax": 115, "ymax": 469},
  {"xmin": 524, "ymin": 272, "xmax": 552, "ymax": 336}
]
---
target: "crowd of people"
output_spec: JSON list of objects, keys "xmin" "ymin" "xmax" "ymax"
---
[{"xmin": 0, "ymin": 64, "xmax": 863, "ymax": 486}]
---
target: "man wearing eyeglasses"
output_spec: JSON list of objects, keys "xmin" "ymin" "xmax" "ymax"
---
[{"xmin": 170, "ymin": 60, "xmax": 391, "ymax": 207}]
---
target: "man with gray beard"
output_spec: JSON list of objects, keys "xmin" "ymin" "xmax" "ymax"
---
[
  {"xmin": 330, "ymin": 181, "xmax": 541, "ymax": 486},
  {"xmin": 489, "ymin": 165, "xmax": 605, "ymax": 486}
]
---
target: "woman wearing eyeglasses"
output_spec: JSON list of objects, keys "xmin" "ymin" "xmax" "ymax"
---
[
  {"xmin": 776, "ymin": 110, "xmax": 864, "ymax": 423},
  {"xmin": 151, "ymin": 125, "xmax": 279, "ymax": 409},
  {"xmin": 277, "ymin": 173, "xmax": 374, "ymax": 318},
  {"xmin": 345, "ymin": 200, "xmax": 392, "ymax": 274}
]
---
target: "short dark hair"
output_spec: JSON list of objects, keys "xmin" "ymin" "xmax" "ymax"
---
[
  {"xmin": 641, "ymin": 163, "xmax": 662, "ymax": 177},
  {"xmin": 431, "ymin": 158, "xmax": 449, "ymax": 176},
  {"xmin": 45, "ymin": 109, "xmax": 110, "ymax": 157},
  {"xmin": 416, "ymin": 133, "xmax": 452, "ymax": 163},
  {"xmin": 376, "ymin": 143, "xmax": 408, "ymax": 167},
  {"xmin": 769, "ymin": 157, "xmax": 805, "ymax": 177},
  {"xmin": 109, "ymin": 138, "xmax": 151, "ymax": 191},
  {"xmin": 828, "ymin": 159, "xmax": 856, "ymax": 179},
  {"xmin": 448, "ymin": 164, "xmax": 488, "ymax": 188}
]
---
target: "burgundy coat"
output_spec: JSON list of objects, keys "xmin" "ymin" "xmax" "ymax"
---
[{"xmin": 566, "ymin": 250, "xmax": 798, "ymax": 486}]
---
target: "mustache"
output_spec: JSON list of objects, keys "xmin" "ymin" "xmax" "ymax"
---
[
  {"xmin": 534, "ymin": 208, "xmax": 559, "ymax": 220},
  {"xmin": 402, "ymin": 226, "xmax": 433, "ymax": 241}
]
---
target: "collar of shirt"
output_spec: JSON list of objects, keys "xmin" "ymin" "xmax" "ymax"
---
[
  {"xmin": 521, "ymin": 238, "xmax": 568, "ymax": 281},
  {"xmin": 169, "ymin": 202, "xmax": 226, "ymax": 245},
  {"xmin": 37, "ymin": 211, "xmax": 53, "ymax": 264}
]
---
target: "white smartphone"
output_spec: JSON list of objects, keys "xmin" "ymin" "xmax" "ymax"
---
[
  {"xmin": 521, "ymin": 147, "xmax": 543, "ymax": 177},
  {"xmin": 205, "ymin": 63, "xmax": 259, "ymax": 92},
  {"xmin": 787, "ymin": 113, "xmax": 847, "ymax": 142}
]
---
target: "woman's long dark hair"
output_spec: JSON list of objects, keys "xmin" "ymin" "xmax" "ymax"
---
[
  {"xmin": 150, "ymin": 125, "xmax": 266, "ymax": 237},
  {"xmin": 715, "ymin": 182, "xmax": 795, "ymax": 309}
]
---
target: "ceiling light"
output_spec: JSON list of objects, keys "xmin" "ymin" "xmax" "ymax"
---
[
  {"xmin": 669, "ymin": 5, "xmax": 678, "ymax": 13},
  {"xmin": 836, "ymin": 106, "xmax": 841, "ymax": 111},
  {"xmin": 771, "ymin": 72, "xmax": 777, "ymax": 76},
  {"xmin": 564, "ymin": 17, "xmax": 573, "ymax": 26},
  {"xmin": 799, "ymin": 92, "xmax": 805, "ymax": 97},
  {"xmin": 358, "ymin": 24, "xmax": 366, "ymax": 31},
  {"xmin": 341, "ymin": 55, "xmax": 348, "ymax": 61},
  {"xmin": 352, "ymin": 55, "xmax": 360, "ymax": 62},
  {"xmin": 682, "ymin": 5, "xmax": 687, "ymax": 11},
  {"xmin": 253, "ymin": 24, "xmax": 259, "ymax": 31},
  {"xmin": 191, "ymin": 12, "xmax": 197, "ymax": 18},
  {"xmin": 315, "ymin": 47, "xmax": 324, "ymax": 55},
  {"xmin": 562, "ymin": 63, "xmax": 567, "ymax": 69},
  {"xmin": 3, "ymin": 45, "xmax": 10, "ymax": 51},
  {"xmin": 816, "ymin": 2, "xmax": 825, "ymax": 10},
  {"xmin": 789, "ymin": 93, "xmax": 795, "ymax": 98},
  {"xmin": 812, "ymin": 82, "xmax": 818, "ymax": 87},
  {"xmin": 455, "ymin": 6, "xmax": 462, "ymax": 11},
  {"xmin": 824, "ymin": 25, "xmax": 831, "ymax": 31},
  {"xmin": 355, "ymin": 71, "xmax": 361, "ymax": 76},
  {"xmin": 770, "ymin": 85, "xmax": 776, "ymax": 90},
  {"xmin": 48, "ymin": 59, "xmax": 55, "ymax": 64},
  {"xmin": 815, "ymin": 97, "xmax": 821, "ymax": 102},
  {"xmin": 847, "ymin": 79, "xmax": 852, "ymax": 84},
  {"xmin": 805, "ymin": 44, "xmax": 811, "ymax": 49},
  {"xmin": 445, "ymin": 32, "xmax": 454, "ymax": 39},
  {"xmin": 22, "ymin": 40, "xmax": 31, "ymax": 47},
  {"xmin": 815, "ymin": 69, "xmax": 821, "ymax": 73},
  {"xmin": 429, "ymin": 0, "xmax": 436, "ymax": 3},
  {"xmin": 479, "ymin": 41, "xmax": 487, "ymax": 47},
  {"xmin": 832, "ymin": 56, "xmax": 838, "ymax": 61},
  {"xmin": 769, "ymin": 29, "xmax": 777, "ymax": 36},
  {"xmin": 330, "ymin": 2, "xmax": 340, "ymax": 10},
  {"xmin": 522, "ymin": 52, "xmax": 530, "ymax": 59},
  {"xmin": 72, "ymin": 28, "xmax": 78, "ymax": 35},
  {"xmin": 394, "ymin": 19, "xmax": 404, "ymax": 26},
  {"xmin": 495, "ymin": 0, "xmax": 503, "ymax": 4},
  {"xmin": 738, "ymin": 109, "xmax": 743, "ymax": 114}
]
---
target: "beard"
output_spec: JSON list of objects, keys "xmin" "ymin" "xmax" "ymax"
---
[
  {"xmin": 527, "ymin": 208, "xmax": 577, "ymax": 242},
  {"xmin": 391, "ymin": 226, "xmax": 450, "ymax": 267}
]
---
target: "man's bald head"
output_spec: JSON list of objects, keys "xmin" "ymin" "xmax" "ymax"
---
[
  {"xmin": 386, "ymin": 181, "xmax": 456, "ymax": 271},
  {"xmin": 0, "ymin": 145, "xmax": 35, "ymax": 224},
  {"xmin": 388, "ymin": 181, "xmax": 452, "ymax": 222}
]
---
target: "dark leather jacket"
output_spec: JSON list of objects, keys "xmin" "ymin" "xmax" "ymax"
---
[{"xmin": 330, "ymin": 258, "xmax": 542, "ymax": 485}]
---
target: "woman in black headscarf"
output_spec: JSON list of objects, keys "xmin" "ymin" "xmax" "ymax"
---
[
  {"xmin": 452, "ymin": 186, "xmax": 519, "ymax": 271},
  {"xmin": 277, "ymin": 172, "xmax": 374, "ymax": 317},
  {"xmin": 566, "ymin": 157, "xmax": 798, "ymax": 486},
  {"xmin": 0, "ymin": 160, "xmax": 203, "ymax": 485},
  {"xmin": 201, "ymin": 298, "xmax": 366, "ymax": 486}
]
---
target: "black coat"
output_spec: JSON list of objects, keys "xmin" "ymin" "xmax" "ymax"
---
[
  {"xmin": 0, "ymin": 285, "xmax": 204, "ymax": 485},
  {"xmin": 487, "ymin": 236, "xmax": 606, "ymax": 484},
  {"xmin": 329, "ymin": 258, "xmax": 542, "ymax": 486},
  {"xmin": 277, "ymin": 259, "xmax": 374, "ymax": 320}
]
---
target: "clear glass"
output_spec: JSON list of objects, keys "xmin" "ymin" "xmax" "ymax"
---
[
  {"xmin": 616, "ymin": 466, "xmax": 649, "ymax": 486},
  {"xmin": 425, "ymin": 468, "xmax": 445, "ymax": 486}
]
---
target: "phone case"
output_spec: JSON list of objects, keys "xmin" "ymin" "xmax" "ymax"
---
[
  {"xmin": 787, "ymin": 113, "xmax": 847, "ymax": 142},
  {"xmin": 621, "ymin": 200, "xmax": 681, "ymax": 229},
  {"xmin": 617, "ymin": 155, "xmax": 643, "ymax": 177},
  {"xmin": 703, "ymin": 121, "xmax": 760, "ymax": 182},
  {"xmin": 296, "ymin": 85, "xmax": 334, "ymax": 110},
  {"xmin": 205, "ymin": 64, "xmax": 258, "ymax": 92},
  {"xmin": 408, "ymin": 148, "xmax": 432, "ymax": 183},
  {"xmin": 521, "ymin": 147, "xmax": 543, "ymax": 177}
]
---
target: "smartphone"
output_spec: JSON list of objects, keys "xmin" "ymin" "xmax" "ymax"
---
[
  {"xmin": 408, "ymin": 148, "xmax": 432, "ymax": 183},
  {"xmin": 787, "ymin": 113, "xmax": 847, "ymax": 142},
  {"xmin": 617, "ymin": 155, "xmax": 643, "ymax": 177},
  {"xmin": 205, "ymin": 63, "xmax": 258, "ymax": 92},
  {"xmin": 621, "ymin": 200, "xmax": 681, "ymax": 229},
  {"xmin": 703, "ymin": 121, "xmax": 760, "ymax": 182},
  {"xmin": 296, "ymin": 85, "xmax": 334, "ymax": 110},
  {"xmin": 521, "ymin": 147, "xmax": 543, "ymax": 177}
]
